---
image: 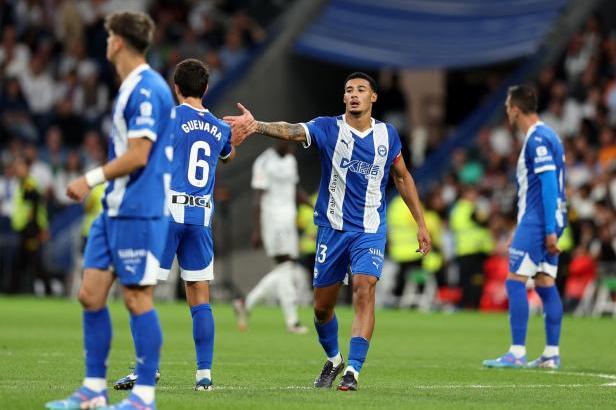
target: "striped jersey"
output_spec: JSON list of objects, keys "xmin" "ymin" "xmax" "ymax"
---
[
  {"xmin": 103, "ymin": 64, "xmax": 175, "ymax": 218},
  {"xmin": 515, "ymin": 121, "xmax": 567, "ymax": 228},
  {"xmin": 167, "ymin": 103, "xmax": 232, "ymax": 226},
  {"xmin": 301, "ymin": 115, "xmax": 402, "ymax": 234}
]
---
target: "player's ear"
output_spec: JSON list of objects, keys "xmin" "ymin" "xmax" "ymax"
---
[{"xmin": 371, "ymin": 91, "xmax": 377, "ymax": 103}]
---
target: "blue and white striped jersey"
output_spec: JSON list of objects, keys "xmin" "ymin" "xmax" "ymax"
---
[
  {"xmin": 103, "ymin": 64, "xmax": 175, "ymax": 218},
  {"xmin": 167, "ymin": 103, "xmax": 232, "ymax": 226},
  {"xmin": 301, "ymin": 115, "xmax": 402, "ymax": 234},
  {"xmin": 515, "ymin": 121, "xmax": 567, "ymax": 228}
]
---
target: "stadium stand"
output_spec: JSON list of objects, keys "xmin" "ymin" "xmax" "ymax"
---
[{"xmin": 0, "ymin": 0, "xmax": 614, "ymax": 316}]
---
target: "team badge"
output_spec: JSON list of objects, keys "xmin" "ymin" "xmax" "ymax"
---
[{"xmin": 377, "ymin": 145, "xmax": 388, "ymax": 157}]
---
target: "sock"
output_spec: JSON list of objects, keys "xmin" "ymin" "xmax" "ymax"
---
[
  {"xmin": 543, "ymin": 345, "xmax": 560, "ymax": 357},
  {"xmin": 83, "ymin": 307, "xmax": 112, "ymax": 379},
  {"xmin": 196, "ymin": 369, "xmax": 211, "ymax": 382},
  {"xmin": 328, "ymin": 352, "xmax": 343, "ymax": 367},
  {"xmin": 347, "ymin": 336, "xmax": 370, "ymax": 373},
  {"xmin": 314, "ymin": 315, "xmax": 339, "ymax": 358},
  {"xmin": 132, "ymin": 385, "xmax": 154, "ymax": 404},
  {"xmin": 190, "ymin": 303, "xmax": 214, "ymax": 371},
  {"xmin": 508, "ymin": 345, "xmax": 527, "ymax": 358},
  {"xmin": 83, "ymin": 377, "xmax": 106, "ymax": 393},
  {"xmin": 130, "ymin": 309, "xmax": 162, "ymax": 388},
  {"xmin": 506, "ymin": 280, "xmax": 529, "ymax": 347},
  {"xmin": 535, "ymin": 285, "xmax": 563, "ymax": 349}
]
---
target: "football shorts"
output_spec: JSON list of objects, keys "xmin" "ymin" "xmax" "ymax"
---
[
  {"xmin": 509, "ymin": 223, "xmax": 563, "ymax": 278},
  {"xmin": 313, "ymin": 226, "xmax": 386, "ymax": 288},
  {"xmin": 158, "ymin": 221, "xmax": 214, "ymax": 282},
  {"xmin": 261, "ymin": 216, "xmax": 299, "ymax": 258},
  {"xmin": 83, "ymin": 214, "xmax": 168, "ymax": 286}
]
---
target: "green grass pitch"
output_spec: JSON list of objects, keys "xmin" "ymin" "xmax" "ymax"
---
[{"xmin": 0, "ymin": 297, "xmax": 615, "ymax": 409}]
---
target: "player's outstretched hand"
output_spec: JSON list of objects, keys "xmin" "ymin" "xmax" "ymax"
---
[
  {"xmin": 416, "ymin": 225, "xmax": 432, "ymax": 255},
  {"xmin": 545, "ymin": 233, "xmax": 560, "ymax": 255},
  {"xmin": 224, "ymin": 103, "xmax": 257, "ymax": 146},
  {"xmin": 66, "ymin": 176, "xmax": 91, "ymax": 202}
]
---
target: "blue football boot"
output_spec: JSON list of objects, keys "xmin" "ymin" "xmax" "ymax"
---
[{"xmin": 483, "ymin": 352, "xmax": 527, "ymax": 368}]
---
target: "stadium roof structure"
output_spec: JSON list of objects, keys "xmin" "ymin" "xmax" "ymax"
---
[{"xmin": 295, "ymin": 0, "xmax": 567, "ymax": 69}]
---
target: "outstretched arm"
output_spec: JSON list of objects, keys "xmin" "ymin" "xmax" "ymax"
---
[
  {"xmin": 223, "ymin": 103, "xmax": 307, "ymax": 146},
  {"xmin": 390, "ymin": 155, "xmax": 432, "ymax": 255}
]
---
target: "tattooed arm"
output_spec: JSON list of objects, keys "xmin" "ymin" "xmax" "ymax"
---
[
  {"xmin": 254, "ymin": 121, "xmax": 307, "ymax": 142},
  {"xmin": 224, "ymin": 103, "xmax": 307, "ymax": 146}
]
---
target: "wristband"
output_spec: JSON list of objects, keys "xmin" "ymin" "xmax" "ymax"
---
[{"xmin": 85, "ymin": 167, "xmax": 106, "ymax": 188}]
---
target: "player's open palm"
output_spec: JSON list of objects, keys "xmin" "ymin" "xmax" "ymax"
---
[
  {"xmin": 224, "ymin": 103, "xmax": 257, "ymax": 146},
  {"xmin": 66, "ymin": 176, "xmax": 91, "ymax": 202},
  {"xmin": 416, "ymin": 226, "xmax": 432, "ymax": 255}
]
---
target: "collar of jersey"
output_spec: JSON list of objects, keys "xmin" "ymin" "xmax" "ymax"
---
[
  {"xmin": 524, "ymin": 120, "xmax": 544, "ymax": 141},
  {"xmin": 181, "ymin": 102, "xmax": 209, "ymax": 113},
  {"xmin": 120, "ymin": 63, "xmax": 150, "ymax": 91},
  {"xmin": 342, "ymin": 114, "xmax": 375, "ymax": 138}
]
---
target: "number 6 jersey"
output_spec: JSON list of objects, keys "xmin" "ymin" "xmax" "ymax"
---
[{"xmin": 168, "ymin": 103, "xmax": 232, "ymax": 226}]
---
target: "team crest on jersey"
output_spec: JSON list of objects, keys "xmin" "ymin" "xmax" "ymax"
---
[
  {"xmin": 536, "ymin": 146, "xmax": 548, "ymax": 156},
  {"xmin": 377, "ymin": 145, "xmax": 388, "ymax": 157}
]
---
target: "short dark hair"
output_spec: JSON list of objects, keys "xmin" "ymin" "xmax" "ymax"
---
[
  {"xmin": 507, "ymin": 85, "xmax": 537, "ymax": 114},
  {"xmin": 345, "ymin": 72, "xmax": 377, "ymax": 92},
  {"xmin": 104, "ymin": 11, "xmax": 155, "ymax": 54},
  {"xmin": 173, "ymin": 58, "xmax": 210, "ymax": 98}
]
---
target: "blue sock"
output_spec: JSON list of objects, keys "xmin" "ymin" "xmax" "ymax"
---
[
  {"xmin": 130, "ymin": 309, "xmax": 162, "ymax": 386},
  {"xmin": 348, "ymin": 337, "xmax": 370, "ymax": 373},
  {"xmin": 506, "ymin": 280, "xmax": 529, "ymax": 346},
  {"xmin": 535, "ymin": 285, "xmax": 563, "ymax": 348},
  {"xmin": 83, "ymin": 307, "xmax": 112, "ymax": 378},
  {"xmin": 190, "ymin": 304, "xmax": 214, "ymax": 371},
  {"xmin": 314, "ymin": 315, "xmax": 339, "ymax": 358}
]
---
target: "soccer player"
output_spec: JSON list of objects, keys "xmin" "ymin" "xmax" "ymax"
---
[
  {"xmin": 45, "ymin": 11, "xmax": 175, "ymax": 410},
  {"xmin": 483, "ymin": 85, "xmax": 566, "ymax": 369},
  {"xmin": 113, "ymin": 58, "xmax": 235, "ymax": 392},
  {"xmin": 233, "ymin": 141, "xmax": 309, "ymax": 334},
  {"xmin": 225, "ymin": 72, "xmax": 432, "ymax": 391}
]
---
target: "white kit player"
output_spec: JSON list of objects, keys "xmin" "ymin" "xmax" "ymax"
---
[{"xmin": 234, "ymin": 141, "xmax": 309, "ymax": 334}]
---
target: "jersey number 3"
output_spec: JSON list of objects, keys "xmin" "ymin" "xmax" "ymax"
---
[{"xmin": 187, "ymin": 141, "xmax": 210, "ymax": 188}]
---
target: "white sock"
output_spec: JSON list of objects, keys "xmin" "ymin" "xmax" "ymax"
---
[
  {"xmin": 196, "ymin": 369, "xmax": 211, "ymax": 382},
  {"xmin": 83, "ymin": 377, "xmax": 106, "ymax": 392},
  {"xmin": 328, "ymin": 352, "xmax": 343, "ymax": 367},
  {"xmin": 344, "ymin": 366, "xmax": 359, "ymax": 379},
  {"xmin": 509, "ymin": 345, "xmax": 526, "ymax": 358},
  {"xmin": 132, "ymin": 385, "xmax": 155, "ymax": 404},
  {"xmin": 543, "ymin": 345, "xmax": 559, "ymax": 357}
]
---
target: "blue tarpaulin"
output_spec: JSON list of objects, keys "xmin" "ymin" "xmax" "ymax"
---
[{"xmin": 295, "ymin": 0, "xmax": 567, "ymax": 69}]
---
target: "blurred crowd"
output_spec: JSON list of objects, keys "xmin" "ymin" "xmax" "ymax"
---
[
  {"xmin": 1, "ymin": 3, "xmax": 614, "ymax": 314},
  {"xmin": 371, "ymin": 15, "xmax": 616, "ymax": 313},
  {"xmin": 0, "ymin": 0, "xmax": 279, "ymax": 295}
]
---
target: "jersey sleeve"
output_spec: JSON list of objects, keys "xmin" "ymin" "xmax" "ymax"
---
[
  {"xmin": 527, "ymin": 133, "xmax": 556, "ymax": 174},
  {"xmin": 300, "ymin": 117, "xmax": 330, "ymax": 150},
  {"xmin": 251, "ymin": 155, "xmax": 269, "ymax": 190},
  {"xmin": 124, "ymin": 85, "xmax": 161, "ymax": 141},
  {"xmin": 387, "ymin": 124, "xmax": 403, "ymax": 164},
  {"xmin": 219, "ymin": 124, "xmax": 233, "ymax": 159}
]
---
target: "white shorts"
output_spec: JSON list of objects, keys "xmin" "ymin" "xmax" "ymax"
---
[{"xmin": 262, "ymin": 218, "xmax": 298, "ymax": 258}]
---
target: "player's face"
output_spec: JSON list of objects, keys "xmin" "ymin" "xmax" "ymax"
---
[
  {"xmin": 106, "ymin": 31, "xmax": 121, "ymax": 63},
  {"xmin": 505, "ymin": 96, "xmax": 517, "ymax": 126},
  {"xmin": 343, "ymin": 79, "xmax": 377, "ymax": 115}
]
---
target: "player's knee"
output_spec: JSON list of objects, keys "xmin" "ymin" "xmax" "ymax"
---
[
  {"xmin": 314, "ymin": 306, "xmax": 333, "ymax": 323},
  {"xmin": 534, "ymin": 273, "xmax": 555, "ymax": 287},
  {"xmin": 353, "ymin": 281, "xmax": 375, "ymax": 306},
  {"xmin": 77, "ymin": 286, "xmax": 102, "ymax": 310}
]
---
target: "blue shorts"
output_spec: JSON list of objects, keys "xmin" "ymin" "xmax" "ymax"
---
[
  {"xmin": 158, "ymin": 221, "xmax": 214, "ymax": 282},
  {"xmin": 83, "ymin": 213, "xmax": 168, "ymax": 286},
  {"xmin": 509, "ymin": 223, "xmax": 562, "ymax": 278},
  {"xmin": 313, "ymin": 226, "xmax": 386, "ymax": 288}
]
